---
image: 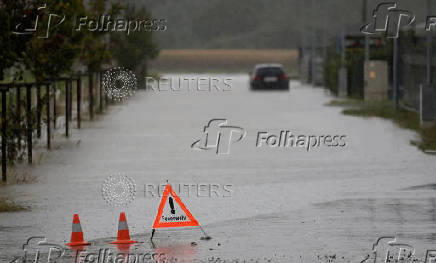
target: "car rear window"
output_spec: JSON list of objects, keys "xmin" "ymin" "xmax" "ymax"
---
[{"xmin": 256, "ymin": 67, "xmax": 284, "ymax": 76}]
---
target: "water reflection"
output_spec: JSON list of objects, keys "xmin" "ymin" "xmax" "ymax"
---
[{"xmin": 153, "ymin": 241, "xmax": 198, "ymax": 262}]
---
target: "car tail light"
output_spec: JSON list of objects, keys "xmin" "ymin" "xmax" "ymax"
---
[
  {"xmin": 253, "ymin": 75, "xmax": 260, "ymax": 81},
  {"xmin": 279, "ymin": 74, "xmax": 288, "ymax": 80}
]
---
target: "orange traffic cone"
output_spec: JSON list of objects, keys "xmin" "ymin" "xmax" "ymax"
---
[
  {"xmin": 110, "ymin": 212, "xmax": 137, "ymax": 244},
  {"xmin": 66, "ymin": 214, "xmax": 91, "ymax": 247}
]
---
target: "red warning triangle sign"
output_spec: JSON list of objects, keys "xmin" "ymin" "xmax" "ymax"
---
[{"xmin": 153, "ymin": 183, "xmax": 199, "ymax": 228}]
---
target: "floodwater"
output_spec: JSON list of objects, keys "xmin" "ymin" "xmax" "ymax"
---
[{"xmin": 1, "ymin": 75, "xmax": 436, "ymax": 262}]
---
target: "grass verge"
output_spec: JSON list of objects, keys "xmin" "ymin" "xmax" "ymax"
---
[
  {"xmin": 328, "ymin": 99, "xmax": 436, "ymax": 151},
  {"xmin": 0, "ymin": 198, "xmax": 27, "ymax": 212}
]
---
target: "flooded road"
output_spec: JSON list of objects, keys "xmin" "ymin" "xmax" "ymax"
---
[{"xmin": 1, "ymin": 75, "xmax": 436, "ymax": 262}]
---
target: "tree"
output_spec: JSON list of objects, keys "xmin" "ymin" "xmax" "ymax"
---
[
  {"xmin": 22, "ymin": 0, "xmax": 86, "ymax": 82},
  {"xmin": 110, "ymin": 4, "xmax": 159, "ymax": 83},
  {"xmin": 0, "ymin": 0, "xmax": 36, "ymax": 80},
  {"xmin": 79, "ymin": 0, "xmax": 122, "ymax": 73}
]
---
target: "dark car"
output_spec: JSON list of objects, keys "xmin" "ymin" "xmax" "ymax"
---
[{"xmin": 250, "ymin": 64, "xmax": 289, "ymax": 90}]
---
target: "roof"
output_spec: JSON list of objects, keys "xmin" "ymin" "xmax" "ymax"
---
[{"xmin": 254, "ymin": 63, "xmax": 284, "ymax": 69}]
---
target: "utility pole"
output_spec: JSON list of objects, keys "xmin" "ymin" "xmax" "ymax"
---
[
  {"xmin": 301, "ymin": 0, "xmax": 307, "ymax": 82},
  {"xmin": 427, "ymin": 0, "xmax": 433, "ymax": 86},
  {"xmin": 341, "ymin": 29, "xmax": 346, "ymax": 67},
  {"xmin": 363, "ymin": 0, "xmax": 370, "ymax": 62},
  {"xmin": 393, "ymin": 37, "xmax": 399, "ymax": 109},
  {"xmin": 338, "ymin": 28, "xmax": 348, "ymax": 97},
  {"xmin": 421, "ymin": 0, "xmax": 436, "ymax": 126},
  {"xmin": 322, "ymin": 2, "xmax": 327, "ymax": 87},
  {"xmin": 308, "ymin": 0, "xmax": 315, "ymax": 84},
  {"xmin": 322, "ymin": 1, "xmax": 327, "ymax": 61}
]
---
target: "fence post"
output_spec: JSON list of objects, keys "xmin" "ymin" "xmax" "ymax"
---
[
  {"xmin": 1, "ymin": 88, "xmax": 8, "ymax": 182},
  {"xmin": 427, "ymin": 0, "xmax": 433, "ymax": 86},
  {"xmin": 26, "ymin": 84, "xmax": 32, "ymax": 164},
  {"xmin": 46, "ymin": 84, "xmax": 51, "ymax": 149},
  {"xmin": 104, "ymin": 71, "xmax": 109, "ymax": 107},
  {"xmin": 89, "ymin": 72, "xmax": 94, "ymax": 120},
  {"xmin": 99, "ymin": 71, "xmax": 103, "ymax": 113},
  {"xmin": 16, "ymin": 87, "xmax": 21, "ymax": 150},
  {"xmin": 69, "ymin": 78, "xmax": 73, "ymax": 119},
  {"xmin": 393, "ymin": 37, "xmax": 399, "ymax": 109},
  {"xmin": 53, "ymin": 82, "xmax": 56, "ymax": 129},
  {"xmin": 36, "ymin": 85, "xmax": 41, "ymax": 138},
  {"xmin": 77, "ymin": 77, "xmax": 81, "ymax": 129},
  {"xmin": 65, "ymin": 80, "xmax": 70, "ymax": 137}
]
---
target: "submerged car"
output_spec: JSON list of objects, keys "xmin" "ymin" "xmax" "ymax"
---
[{"xmin": 250, "ymin": 64, "xmax": 289, "ymax": 90}]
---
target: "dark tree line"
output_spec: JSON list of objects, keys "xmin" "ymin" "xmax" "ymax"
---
[
  {"xmin": 0, "ymin": 0, "xmax": 159, "ymax": 82},
  {"xmin": 141, "ymin": 0, "xmax": 430, "ymax": 49}
]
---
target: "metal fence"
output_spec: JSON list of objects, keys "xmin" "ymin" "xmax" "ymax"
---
[
  {"xmin": 400, "ymin": 34, "xmax": 436, "ymax": 111},
  {"xmin": 0, "ymin": 70, "xmax": 109, "ymax": 183}
]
